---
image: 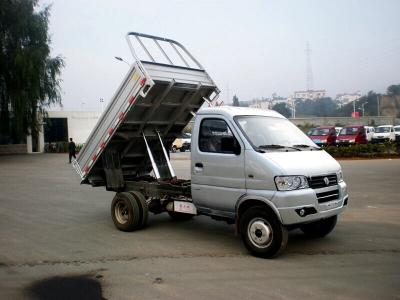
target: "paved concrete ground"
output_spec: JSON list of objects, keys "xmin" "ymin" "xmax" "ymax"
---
[{"xmin": 0, "ymin": 153, "xmax": 399, "ymax": 299}]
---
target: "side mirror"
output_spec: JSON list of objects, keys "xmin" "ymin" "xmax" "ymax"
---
[{"xmin": 221, "ymin": 136, "xmax": 241, "ymax": 155}]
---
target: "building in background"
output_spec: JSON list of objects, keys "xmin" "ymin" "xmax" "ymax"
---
[
  {"xmin": 0, "ymin": 111, "xmax": 101, "ymax": 155},
  {"xmin": 294, "ymin": 90, "xmax": 327, "ymax": 100},
  {"xmin": 335, "ymin": 92, "xmax": 362, "ymax": 106},
  {"xmin": 44, "ymin": 111, "xmax": 101, "ymax": 145}
]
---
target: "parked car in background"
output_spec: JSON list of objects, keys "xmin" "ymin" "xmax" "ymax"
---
[
  {"xmin": 335, "ymin": 127, "xmax": 343, "ymax": 136},
  {"xmin": 308, "ymin": 126, "xmax": 337, "ymax": 146},
  {"xmin": 394, "ymin": 125, "xmax": 400, "ymax": 142},
  {"xmin": 337, "ymin": 125, "xmax": 368, "ymax": 145},
  {"xmin": 364, "ymin": 126, "xmax": 375, "ymax": 142},
  {"xmin": 307, "ymin": 127, "xmax": 315, "ymax": 136},
  {"xmin": 171, "ymin": 133, "xmax": 191, "ymax": 152},
  {"xmin": 372, "ymin": 125, "xmax": 396, "ymax": 143}
]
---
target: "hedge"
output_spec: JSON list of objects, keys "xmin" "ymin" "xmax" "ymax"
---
[{"xmin": 322, "ymin": 142, "xmax": 399, "ymax": 158}]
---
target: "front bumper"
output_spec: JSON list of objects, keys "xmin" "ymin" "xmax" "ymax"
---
[
  {"xmin": 271, "ymin": 181, "xmax": 348, "ymax": 225},
  {"xmin": 372, "ymin": 138, "xmax": 390, "ymax": 144},
  {"xmin": 337, "ymin": 140, "xmax": 355, "ymax": 146}
]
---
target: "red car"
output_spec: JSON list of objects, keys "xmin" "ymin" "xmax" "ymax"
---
[
  {"xmin": 337, "ymin": 125, "xmax": 368, "ymax": 145},
  {"xmin": 308, "ymin": 126, "xmax": 337, "ymax": 146}
]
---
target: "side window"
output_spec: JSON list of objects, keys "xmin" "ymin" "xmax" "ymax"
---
[{"xmin": 199, "ymin": 119, "xmax": 240, "ymax": 154}]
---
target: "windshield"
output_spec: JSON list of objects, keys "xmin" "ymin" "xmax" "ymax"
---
[
  {"xmin": 395, "ymin": 127, "xmax": 400, "ymax": 132},
  {"xmin": 376, "ymin": 127, "xmax": 391, "ymax": 133},
  {"xmin": 309, "ymin": 128, "xmax": 330, "ymax": 136},
  {"xmin": 339, "ymin": 127, "xmax": 359, "ymax": 136},
  {"xmin": 234, "ymin": 116, "xmax": 316, "ymax": 150}
]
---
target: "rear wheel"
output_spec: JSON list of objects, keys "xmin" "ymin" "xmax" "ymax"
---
[
  {"xmin": 111, "ymin": 192, "xmax": 141, "ymax": 231},
  {"xmin": 128, "ymin": 191, "xmax": 148, "ymax": 229},
  {"xmin": 300, "ymin": 215, "xmax": 337, "ymax": 238},
  {"xmin": 240, "ymin": 206, "xmax": 288, "ymax": 258}
]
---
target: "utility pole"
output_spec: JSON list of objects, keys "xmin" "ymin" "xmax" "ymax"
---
[
  {"xmin": 377, "ymin": 95, "xmax": 380, "ymax": 116},
  {"xmin": 360, "ymin": 102, "xmax": 368, "ymax": 117},
  {"xmin": 292, "ymin": 99, "xmax": 296, "ymax": 118}
]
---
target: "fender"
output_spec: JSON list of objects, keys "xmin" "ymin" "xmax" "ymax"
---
[{"xmin": 234, "ymin": 194, "xmax": 283, "ymax": 234}]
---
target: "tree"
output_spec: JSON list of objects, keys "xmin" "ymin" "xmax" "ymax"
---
[
  {"xmin": 232, "ymin": 95, "xmax": 240, "ymax": 107},
  {"xmin": 0, "ymin": 0, "xmax": 64, "ymax": 143},
  {"xmin": 336, "ymin": 91, "xmax": 379, "ymax": 117},
  {"xmin": 387, "ymin": 84, "xmax": 400, "ymax": 96},
  {"xmin": 272, "ymin": 103, "xmax": 291, "ymax": 118}
]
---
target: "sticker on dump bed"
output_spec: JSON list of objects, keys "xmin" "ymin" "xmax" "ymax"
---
[
  {"xmin": 174, "ymin": 201, "xmax": 197, "ymax": 215},
  {"xmin": 132, "ymin": 72, "xmax": 140, "ymax": 82}
]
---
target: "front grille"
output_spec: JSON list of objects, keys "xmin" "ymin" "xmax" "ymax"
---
[
  {"xmin": 316, "ymin": 189, "xmax": 340, "ymax": 203},
  {"xmin": 308, "ymin": 174, "xmax": 337, "ymax": 189}
]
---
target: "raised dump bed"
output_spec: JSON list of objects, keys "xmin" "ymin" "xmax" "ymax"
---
[{"xmin": 73, "ymin": 32, "xmax": 219, "ymax": 189}]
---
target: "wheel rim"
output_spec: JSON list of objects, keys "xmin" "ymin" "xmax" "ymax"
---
[
  {"xmin": 247, "ymin": 218, "xmax": 273, "ymax": 249},
  {"xmin": 115, "ymin": 201, "xmax": 129, "ymax": 224}
]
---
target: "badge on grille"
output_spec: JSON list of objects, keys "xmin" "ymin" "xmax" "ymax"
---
[{"xmin": 324, "ymin": 177, "xmax": 330, "ymax": 185}]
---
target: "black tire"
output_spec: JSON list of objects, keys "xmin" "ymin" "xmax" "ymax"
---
[
  {"xmin": 179, "ymin": 148, "xmax": 185, "ymax": 152},
  {"xmin": 240, "ymin": 206, "xmax": 288, "ymax": 258},
  {"xmin": 300, "ymin": 215, "xmax": 337, "ymax": 238},
  {"xmin": 111, "ymin": 192, "xmax": 141, "ymax": 232},
  {"xmin": 168, "ymin": 211, "xmax": 194, "ymax": 221},
  {"xmin": 128, "ymin": 191, "xmax": 149, "ymax": 229}
]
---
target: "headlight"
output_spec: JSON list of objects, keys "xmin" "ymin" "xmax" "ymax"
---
[
  {"xmin": 274, "ymin": 176, "xmax": 309, "ymax": 191},
  {"xmin": 337, "ymin": 170, "xmax": 344, "ymax": 182}
]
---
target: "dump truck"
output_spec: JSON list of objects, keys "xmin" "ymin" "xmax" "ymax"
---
[{"xmin": 73, "ymin": 32, "xmax": 348, "ymax": 258}]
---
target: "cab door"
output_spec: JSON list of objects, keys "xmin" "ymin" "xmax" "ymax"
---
[{"xmin": 191, "ymin": 116, "xmax": 245, "ymax": 216}]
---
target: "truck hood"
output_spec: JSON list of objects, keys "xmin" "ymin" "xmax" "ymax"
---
[{"xmin": 263, "ymin": 150, "xmax": 341, "ymax": 176}]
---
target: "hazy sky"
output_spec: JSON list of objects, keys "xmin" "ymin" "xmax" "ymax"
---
[{"xmin": 45, "ymin": 0, "xmax": 400, "ymax": 111}]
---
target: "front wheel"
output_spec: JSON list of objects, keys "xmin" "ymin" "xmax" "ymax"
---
[
  {"xmin": 300, "ymin": 215, "xmax": 337, "ymax": 238},
  {"xmin": 240, "ymin": 206, "xmax": 288, "ymax": 258}
]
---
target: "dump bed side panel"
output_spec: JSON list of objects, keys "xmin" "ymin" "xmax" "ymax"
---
[{"xmin": 73, "ymin": 62, "xmax": 153, "ymax": 180}]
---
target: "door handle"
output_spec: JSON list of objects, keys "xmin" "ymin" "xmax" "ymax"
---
[{"xmin": 194, "ymin": 162, "xmax": 203, "ymax": 174}]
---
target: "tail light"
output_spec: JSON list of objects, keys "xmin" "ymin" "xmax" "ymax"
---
[{"xmin": 355, "ymin": 132, "xmax": 366, "ymax": 144}]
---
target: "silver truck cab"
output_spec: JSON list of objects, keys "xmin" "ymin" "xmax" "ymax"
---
[{"xmin": 191, "ymin": 107, "xmax": 348, "ymax": 257}]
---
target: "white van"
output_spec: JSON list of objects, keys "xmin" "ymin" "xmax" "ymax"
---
[
  {"xmin": 372, "ymin": 125, "xmax": 396, "ymax": 143},
  {"xmin": 364, "ymin": 126, "xmax": 375, "ymax": 141}
]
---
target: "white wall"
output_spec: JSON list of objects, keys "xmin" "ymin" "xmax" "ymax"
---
[{"xmin": 48, "ymin": 111, "xmax": 101, "ymax": 144}]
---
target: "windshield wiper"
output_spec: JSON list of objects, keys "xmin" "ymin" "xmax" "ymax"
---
[
  {"xmin": 258, "ymin": 144, "xmax": 301, "ymax": 151},
  {"xmin": 292, "ymin": 144, "xmax": 322, "ymax": 150}
]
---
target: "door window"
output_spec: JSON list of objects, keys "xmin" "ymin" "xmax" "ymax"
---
[{"xmin": 199, "ymin": 119, "xmax": 239, "ymax": 154}]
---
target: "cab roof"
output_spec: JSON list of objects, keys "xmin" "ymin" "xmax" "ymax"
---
[{"xmin": 197, "ymin": 106, "xmax": 285, "ymax": 119}]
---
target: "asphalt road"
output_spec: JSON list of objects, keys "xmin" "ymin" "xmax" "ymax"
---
[{"xmin": 0, "ymin": 153, "xmax": 399, "ymax": 299}]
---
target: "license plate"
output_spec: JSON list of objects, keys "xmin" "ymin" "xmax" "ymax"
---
[
  {"xmin": 174, "ymin": 201, "xmax": 197, "ymax": 215},
  {"xmin": 313, "ymin": 139, "xmax": 321, "ymax": 143},
  {"xmin": 320, "ymin": 199, "xmax": 342, "ymax": 211}
]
